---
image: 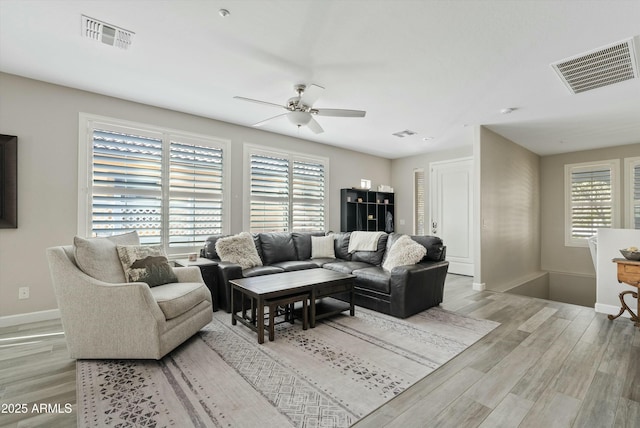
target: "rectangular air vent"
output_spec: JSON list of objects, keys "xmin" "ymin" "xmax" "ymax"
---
[
  {"xmin": 82, "ymin": 15, "xmax": 134, "ymax": 50},
  {"xmin": 551, "ymin": 37, "xmax": 638, "ymax": 94},
  {"xmin": 392, "ymin": 129, "xmax": 417, "ymax": 138}
]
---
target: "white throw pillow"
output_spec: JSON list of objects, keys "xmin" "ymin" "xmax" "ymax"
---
[
  {"xmin": 74, "ymin": 231, "xmax": 140, "ymax": 283},
  {"xmin": 382, "ymin": 235, "xmax": 427, "ymax": 272},
  {"xmin": 311, "ymin": 235, "xmax": 335, "ymax": 259},
  {"xmin": 215, "ymin": 232, "xmax": 263, "ymax": 270}
]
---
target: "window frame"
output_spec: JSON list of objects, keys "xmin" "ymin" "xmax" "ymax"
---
[
  {"xmin": 243, "ymin": 143, "xmax": 329, "ymax": 233},
  {"xmin": 564, "ymin": 159, "xmax": 620, "ymax": 247},
  {"xmin": 625, "ymin": 156, "xmax": 640, "ymax": 229},
  {"xmin": 78, "ymin": 113, "xmax": 231, "ymax": 256}
]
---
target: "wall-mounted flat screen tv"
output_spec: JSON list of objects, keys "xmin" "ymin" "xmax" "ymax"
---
[{"xmin": 0, "ymin": 134, "xmax": 17, "ymax": 228}]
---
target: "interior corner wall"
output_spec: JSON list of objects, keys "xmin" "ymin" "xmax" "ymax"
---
[
  {"xmin": 540, "ymin": 142, "xmax": 640, "ymax": 306},
  {"xmin": 390, "ymin": 138, "xmax": 474, "ymax": 235},
  {"xmin": 0, "ymin": 72, "xmax": 391, "ymax": 318},
  {"xmin": 479, "ymin": 126, "xmax": 542, "ymax": 292}
]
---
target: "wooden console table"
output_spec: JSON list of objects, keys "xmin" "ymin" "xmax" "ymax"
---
[{"xmin": 609, "ymin": 258, "xmax": 640, "ymax": 328}]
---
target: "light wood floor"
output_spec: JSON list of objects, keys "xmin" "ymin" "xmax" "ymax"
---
[{"xmin": 1, "ymin": 274, "xmax": 638, "ymax": 427}]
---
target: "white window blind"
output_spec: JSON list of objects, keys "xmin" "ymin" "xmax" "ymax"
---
[
  {"xmin": 634, "ymin": 163, "xmax": 640, "ymax": 229},
  {"xmin": 565, "ymin": 160, "xmax": 619, "ymax": 246},
  {"xmin": 414, "ymin": 169, "xmax": 425, "ymax": 235},
  {"xmin": 248, "ymin": 148, "xmax": 327, "ymax": 233},
  {"xmin": 169, "ymin": 140, "xmax": 224, "ymax": 247},
  {"xmin": 83, "ymin": 116, "xmax": 228, "ymax": 254}
]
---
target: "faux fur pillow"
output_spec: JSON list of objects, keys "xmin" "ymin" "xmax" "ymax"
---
[
  {"xmin": 382, "ymin": 235, "xmax": 427, "ymax": 272},
  {"xmin": 116, "ymin": 245, "xmax": 177, "ymax": 287},
  {"xmin": 215, "ymin": 232, "xmax": 263, "ymax": 270}
]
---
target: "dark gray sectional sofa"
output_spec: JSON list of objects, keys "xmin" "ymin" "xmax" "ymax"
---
[{"xmin": 202, "ymin": 231, "xmax": 449, "ymax": 319}]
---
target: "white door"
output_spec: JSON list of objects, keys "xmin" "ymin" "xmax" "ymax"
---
[{"xmin": 430, "ymin": 158, "xmax": 473, "ymax": 276}]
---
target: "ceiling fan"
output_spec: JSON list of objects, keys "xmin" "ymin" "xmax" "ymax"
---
[{"xmin": 233, "ymin": 84, "xmax": 366, "ymax": 134}]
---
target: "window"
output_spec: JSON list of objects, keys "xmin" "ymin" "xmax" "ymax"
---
[
  {"xmin": 79, "ymin": 114, "xmax": 229, "ymax": 255},
  {"xmin": 626, "ymin": 157, "xmax": 640, "ymax": 229},
  {"xmin": 245, "ymin": 145, "xmax": 328, "ymax": 233},
  {"xmin": 565, "ymin": 159, "xmax": 620, "ymax": 246},
  {"xmin": 414, "ymin": 169, "xmax": 425, "ymax": 235}
]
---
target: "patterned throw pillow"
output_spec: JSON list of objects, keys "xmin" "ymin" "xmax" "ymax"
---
[
  {"xmin": 116, "ymin": 245, "xmax": 178, "ymax": 287},
  {"xmin": 215, "ymin": 232, "xmax": 263, "ymax": 270},
  {"xmin": 382, "ymin": 235, "xmax": 427, "ymax": 272},
  {"xmin": 311, "ymin": 235, "xmax": 335, "ymax": 259}
]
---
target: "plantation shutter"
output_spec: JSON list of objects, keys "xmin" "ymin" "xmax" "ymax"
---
[
  {"xmin": 570, "ymin": 166, "xmax": 613, "ymax": 239},
  {"xmin": 169, "ymin": 140, "xmax": 224, "ymax": 247},
  {"xmin": 414, "ymin": 169, "xmax": 425, "ymax": 235},
  {"xmin": 249, "ymin": 154, "xmax": 290, "ymax": 232},
  {"xmin": 91, "ymin": 128, "xmax": 163, "ymax": 245},
  {"xmin": 634, "ymin": 163, "xmax": 640, "ymax": 229},
  {"xmin": 292, "ymin": 160, "xmax": 325, "ymax": 232}
]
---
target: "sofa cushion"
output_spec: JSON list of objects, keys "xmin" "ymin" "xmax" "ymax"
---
[
  {"xmin": 292, "ymin": 232, "xmax": 325, "ymax": 260},
  {"xmin": 202, "ymin": 234, "xmax": 228, "ymax": 259},
  {"xmin": 323, "ymin": 261, "xmax": 372, "ymax": 274},
  {"xmin": 410, "ymin": 235, "xmax": 445, "ymax": 261},
  {"xmin": 353, "ymin": 266, "xmax": 391, "ymax": 294},
  {"xmin": 74, "ymin": 231, "xmax": 140, "ymax": 283},
  {"xmin": 271, "ymin": 260, "xmax": 319, "ymax": 272},
  {"xmin": 116, "ymin": 245, "xmax": 178, "ymax": 287},
  {"xmin": 216, "ymin": 232, "xmax": 262, "ymax": 270},
  {"xmin": 382, "ymin": 235, "xmax": 427, "ymax": 272},
  {"xmin": 351, "ymin": 233, "xmax": 388, "ymax": 266},
  {"xmin": 333, "ymin": 232, "xmax": 352, "ymax": 260},
  {"xmin": 311, "ymin": 235, "xmax": 336, "ymax": 259},
  {"xmin": 306, "ymin": 257, "xmax": 336, "ymax": 267},
  {"xmin": 242, "ymin": 265, "xmax": 285, "ymax": 277},
  {"xmin": 149, "ymin": 282, "xmax": 209, "ymax": 320},
  {"xmin": 259, "ymin": 232, "xmax": 297, "ymax": 265}
]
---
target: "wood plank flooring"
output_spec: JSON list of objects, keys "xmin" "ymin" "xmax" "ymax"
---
[{"xmin": 1, "ymin": 274, "xmax": 638, "ymax": 427}]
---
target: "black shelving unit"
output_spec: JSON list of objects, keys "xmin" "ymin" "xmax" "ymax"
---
[{"xmin": 340, "ymin": 188, "xmax": 395, "ymax": 232}]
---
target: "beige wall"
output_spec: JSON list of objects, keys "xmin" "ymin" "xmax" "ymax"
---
[
  {"xmin": 478, "ymin": 127, "xmax": 542, "ymax": 292},
  {"xmin": 390, "ymin": 132, "xmax": 474, "ymax": 235},
  {"xmin": 0, "ymin": 73, "xmax": 391, "ymax": 318},
  {"xmin": 540, "ymin": 143, "xmax": 640, "ymax": 305}
]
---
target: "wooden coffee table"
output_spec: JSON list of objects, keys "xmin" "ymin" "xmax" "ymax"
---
[{"xmin": 230, "ymin": 269, "xmax": 355, "ymax": 343}]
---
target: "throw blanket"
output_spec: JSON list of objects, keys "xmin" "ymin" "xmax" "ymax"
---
[{"xmin": 348, "ymin": 231, "xmax": 384, "ymax": 253}]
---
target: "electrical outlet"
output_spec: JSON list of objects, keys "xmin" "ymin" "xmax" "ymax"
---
[{"xmin": 18, "ymin": 287, "xmax": 30, "ymax": 300}]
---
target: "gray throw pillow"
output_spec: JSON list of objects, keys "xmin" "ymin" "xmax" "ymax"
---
[{"xmin": 74, "ymin": 231, "xmax": 140, "ymax": 283}]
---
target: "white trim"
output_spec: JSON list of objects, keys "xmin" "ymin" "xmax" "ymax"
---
[
  {"xmin": 0, "ymin": 309, "xmax": 61, "ymax": 328},
  {"xmin": 595, "ymin": 302, "xmax": 631, "ymax": 319},
  {"xmin": 564, "ymin": 159, "xmax": 620, "ymax": 247},
  {"xmin": 624, "ymin": 156, "xmax": 640, "ymax": 229},
  {"xmin": 243, "ymin": 142, "xmax": 330, "ymax": 232},
  {"xmin": 472, "ymin": 282, "xmax": 486, "ymax": 291}
]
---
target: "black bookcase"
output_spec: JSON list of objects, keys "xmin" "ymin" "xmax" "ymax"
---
[{"xmin": 340, "ymin": 188, "xmax": 395, "ymax": 232}]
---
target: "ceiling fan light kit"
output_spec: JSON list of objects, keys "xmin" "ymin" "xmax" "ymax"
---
[{"xmin": 234, "ymin": 84, "xmax": 366, "ymax": 134}]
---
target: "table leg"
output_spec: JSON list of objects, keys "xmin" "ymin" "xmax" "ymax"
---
[
  {"xmin": 231, "ymin": 286, "xmax": 237, "ymax": 325},
  {"xmin": 349, "ymin": 286, "xmax": 355, "ymax": 316},
  {"xmin": 257, "ymin": 297, "xmax": 265, "ymax": 344},
  {"xmin": 302, "ymin": 298, "xmax": 308, "ymax": 330},
  {"xmin": 268, "ymin": 303, "xmax": 275, "ymax": 341},
  {"xmin": 310, "ymin": 289, "xmax": 317, "ymax": 328}
]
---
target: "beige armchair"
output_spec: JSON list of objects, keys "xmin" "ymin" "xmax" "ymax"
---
[{"xmin": 46, "ymin": 245, "xmax": 213, "ymax": 359}]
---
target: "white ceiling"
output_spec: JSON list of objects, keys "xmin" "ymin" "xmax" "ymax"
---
[{"xmin": 1, "ymin": 0, "xmax": 639, "ymax": 159}]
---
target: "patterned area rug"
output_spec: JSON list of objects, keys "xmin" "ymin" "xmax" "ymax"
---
[{"xmin": 77, "ymin": 306, "xmax": 499, "ymax": 427}]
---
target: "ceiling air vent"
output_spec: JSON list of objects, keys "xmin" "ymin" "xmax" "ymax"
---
[
  {"xmin": 392, "ymin": 129, "xmax": 417, "ymax": 138},
  {"xmin": 551, "ymin": 38, "xmax": 638, "ymax": 94},
  {"xmin": 82, "ymin": 15, "xmax": 134, "ymax": 50}
]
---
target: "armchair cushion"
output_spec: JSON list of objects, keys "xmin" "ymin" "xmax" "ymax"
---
[
  {"xmin": 73, "ymin": 231, "xmax": 139, "ymax": 283},
  {"xmin": 150, "ymin": 282, "xmax": 210, "ymax": 320},
  {"xmin": 116, "ymin": 245, "xmax": 177, "ymax": 287},
  {"xmin": 216, "ymin": 232, "xmax": 262, "ymax": 269}
]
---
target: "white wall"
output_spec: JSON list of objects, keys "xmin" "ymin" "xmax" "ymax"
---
[{"xmin": 0, "ymin": 72, "xmax": 391, "ymax": 318}]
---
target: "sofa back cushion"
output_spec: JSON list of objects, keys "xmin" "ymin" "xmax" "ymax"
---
[
  {"xmin": 202, "ymin": 235, "xmax": 228, "ymax": 260},
  {"xmin": 259, "ymin": 232, "xmax": 297, "ymax": 265},
  {"xmin": 351, "ymin": 233, "xmax": 388, "ymax": 266},
  {"xmin": 410, "ymin": 235, "xmax": 445, "ymax": 261},
  {"xmin": 292, "ymin": 232, "xmax": 325, "ymax": 260},
  {"xmin": 333, "ymin": 232, "xmax": 352, "ymax": 261}
]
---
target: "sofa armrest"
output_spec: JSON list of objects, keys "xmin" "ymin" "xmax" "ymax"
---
[
  {"xmin": 389, "ymin": 261, "xmax": 449, "ymax": 318},
  {"xmin": 216, "ymin": 261, "xmax": 244, "ymax": 312}
]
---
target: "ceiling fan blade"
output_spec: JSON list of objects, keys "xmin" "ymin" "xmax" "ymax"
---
[
  {"xmin": 313, "ymin": 108, "xmax": 366, "ymax": 117},
  {"xmin": 233, "ymin": 96, "xmax": 286, "ymax": 110},
  {"xmin": 299, "ymin": 83, "xmax": 325, "ymax": 106},
  {"xmin": 306, "ymin": 117, "xmax": 324, "ymax": 134},
  {"xmin": 253, "ymin": 113, "xmax": 287, "ymax": 127}
]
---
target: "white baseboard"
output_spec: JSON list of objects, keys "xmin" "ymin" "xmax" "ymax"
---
[
  {"xmin": 594, "ymin": 303, "xmax": 631, "ymax": 319},
  {"xmin": 473, "ymin": 282, "xmax": 486, "ymax": 291},
  {"xmin": 0, "ymin": 309, "xmax": 61, "ymax": 328}
]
